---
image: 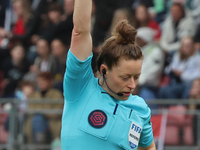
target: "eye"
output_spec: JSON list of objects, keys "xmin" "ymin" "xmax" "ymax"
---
[
  {"xmin": 121, "ymin": 76, "xmax": 129, "ymax": 81},
  {"xmin": 134, "ymin": 76, "xmax": 140, "ymax": 80}
]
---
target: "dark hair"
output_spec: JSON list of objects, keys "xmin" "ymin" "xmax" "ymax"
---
[
  {"xmin": 96, "ymin": 20, "xmax": 143, "ymax": 71},
  {"xmin": 37, "ymin": 72, "xmax": 54, "ymax": 81},
  {"xmin": 48, "ymin": 2, "xmax": 62, "ymax": 13},
  {"xmin": 171, "ymin": 2, "xmax": 185, "ymax": 18},
  {"xmin": 18, "ymin": 81, "xmax": 35, "ymax": 90},
  {"xmin": 133, "ymin": 4, "xmax": 149, "ymax": 29},
  {"xmin": 37, "ymin": 38, "xmax": 50, "ymax": 48},
  {"xmin": 52, "ymin": 38, "xmax": 66, "ymax": 47},
  {"xmin": 11, "ymin": 43, "xmax": 25, "ymax": 52}
]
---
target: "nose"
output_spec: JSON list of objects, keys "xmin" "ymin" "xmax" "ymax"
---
[{"xmin": 127, "ymin": 78, "xmax": 136, "ymax": 89}]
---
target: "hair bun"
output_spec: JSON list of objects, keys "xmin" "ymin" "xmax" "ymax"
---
[{"xmin": 113, "ymin": 20, "xmax": 137, "ymax": 45}]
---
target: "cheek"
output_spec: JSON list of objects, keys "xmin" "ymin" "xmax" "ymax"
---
[{"xmin": 109, "ymin": 75, "xmax": 125, "ymax": 90}]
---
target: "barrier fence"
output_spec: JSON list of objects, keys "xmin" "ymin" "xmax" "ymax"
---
[{"xmin": 0, "ymin": 98, "xmax": 200, "ymax": 150}]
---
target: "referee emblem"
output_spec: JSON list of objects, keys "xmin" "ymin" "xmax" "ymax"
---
[{"xmin": 88, "ymin": 110, "xmax": 107, "ymax": 128}]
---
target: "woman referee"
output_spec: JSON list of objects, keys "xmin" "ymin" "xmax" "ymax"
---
[{"xmin": 61, "ymin": 0, "xmax": 156, "ymax": 149}]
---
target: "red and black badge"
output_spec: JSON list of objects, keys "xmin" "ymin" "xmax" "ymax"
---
[{"xmin": 88, "ymin": 110, "xmax": 107, "ymax": 128}]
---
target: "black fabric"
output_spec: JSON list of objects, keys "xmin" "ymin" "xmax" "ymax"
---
[
  {"xmin": 194, "ymin": 25, "xmax": 200, "ymax": 43},
  {"xmin": 1, "ymin": 58, "xmax": 30, "ymax": 96},
  {"xmin": 92, "ymin": 0, "xmax": 119, "ymax": 47},
  {"xmin": 42, "ymin": 14, "xmax": 73, "ymax": 46},
  {"xmin": 0, "ymin": 0, "xmax": 8, "ymax": 27}
]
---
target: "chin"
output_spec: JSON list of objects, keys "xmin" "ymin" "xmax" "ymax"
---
[{"xmin": 119, "ymin": 96, "xmax": 129, "ymax": 101}]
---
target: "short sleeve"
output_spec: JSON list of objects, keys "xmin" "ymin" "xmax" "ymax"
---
[
  {"xmin": 63, "ymin": 49, "xmax": 94, "ymax": 102},
  {"xmin": 138, "ymin": 108, "xmax": 154, "ymax": 147}
]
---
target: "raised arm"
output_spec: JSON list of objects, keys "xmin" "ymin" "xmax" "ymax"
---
[{"xmin": 70, "ymin": 0, "xmax": 93, "ymax": 61}]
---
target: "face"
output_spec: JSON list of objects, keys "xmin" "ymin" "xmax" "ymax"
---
[
  {"xmin": 181, "ymin": 38, "xmax": 194, "ymax": 56},
  {"xmin": 13, "ymin": 1, "xmax": 23, "ymax": 18},
  {"xmin": 36, "ymin": 77, "xmax": 51, "ymax": 91},
  {"xmin": 51, "ymin": 39, "xmax": 65, "ymax": 58},
  {"xmin": 22, "ymin": 85, "xmax": 34, "ymax": 97},
  {"xmin": 192, "ymin": 80, "xmax": 200, "ymax": 89},
  {"xmin": 135, "ymin": 6, "xmax": 148, "ymax": 22},
  {"xmin": 115, "ymin": 10, "xmax": 128, "ymax": 23},
  {"xmin": 10, "ymin": 45, "xmax": 25, "ymax": 62},
  {"xmin": 64, "ymin": 0, "xmax": 74, "ymax": 14},
  {"xmin": 36, "ymin": 39, "xmax": 50, "ymax": 57},
  {"xmin": 48, "ymin": 11, "xmax": 61, "ymax": 24},
  {"xmin": 102, "ymin": 58, "xmax": 142, "ymax": 100},
  {"xmin": 170, "ymin": 5, "xmax": 183, "ymax": 22}
]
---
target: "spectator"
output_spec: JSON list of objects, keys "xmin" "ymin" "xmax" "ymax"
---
[
  {"xmin": 51, "ymin": 38, "xmax": 68, "ymax": 92},
  {"xmin": 25, "ymin": 0, "xmax": 49, "ymax": 63},
  {"xmin": 15, "ymin": 80, "xmax": 35, "ymax": 113},
  {"xmin": 160, "ymin": 3, "xmax": 196, "ymax": 53},
  {"xmin": 32, "ymin": 2, "xmax": 63, "ymax": 45},
  {"xmin": 15, "ymin": 81, "xmax": 35, "ymax": 138},
  {"xmin": 2, "ymin": 80, "xmax": 35, "ymax": 139},
  {"xmin": 136, "ymin": 27, "xmax": 164, "ymax": 108},
  {"xmin": 166, "ymin": 0, "xmax": 200, "ymax": 24},
  {"xmin": 30, "ymin": 39, "xmax": 57, "ymax": 77},
  {"xmin": 42, "ymin": 0, "xmax": 74, "ymax": 46},
  {"xmin": 24, "ymin": 72, "xmax": 63, "ymax": 144},
  {"xmin": 158, "ymin": 36, "xmax": 200, "ymax": 99},
  {"xmin": 1, "ymin": 0, "xmax": 49, "ymax": 50},
  {"xmin": 0, "ymin": 44, "xmax": 30, "ymax": 97},
  {"xmin": 133, "ymin": 4, "xmax": 161, "ymax": 41},
  {"xmin": 0, "ymin": 0, "xmax": 32, "ymax": 48}
]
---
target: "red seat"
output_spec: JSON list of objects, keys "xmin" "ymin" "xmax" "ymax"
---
[
  {"xmin": 164, "ymin": 125, "xmax": 180, "ymax": 145},
  {"xmin": 164, "ymin": 105, "xmax": 194, "ymax": 145},
  {"xmin": 167, "ymin": 105, "xmax": 187, "ymax": 126},
  {"xmin": 183, "ymin": 125, "xmax": 193, "ymax": 145}
]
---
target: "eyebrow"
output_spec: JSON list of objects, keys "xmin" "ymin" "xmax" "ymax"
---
[{"xmin": 120, "ymin": 73, "xmax": 141, "ymax": 77}]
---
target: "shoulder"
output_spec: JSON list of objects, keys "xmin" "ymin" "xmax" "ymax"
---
[
  {"xmin": 29, "ymin": 91, "xmax": 41, "ymax": 99},
  {"xmin": 122, "ymin": 95, "xmax": 150, "ymax": 118},
  {"xmin": 163, "ymin": 16, "xmax": 172, "ymax": 24},
  {"xmin": 184, "ymin": 15, "xmax": 195, "ymax": 21},
  {"xmin": 172, "ymin": 52, "xmax": 180, "ymax": 60},
  {"xmin": 66, "ymin": 49, "xmax": 93, "ymax": 70},
  {"xmin": 48, "ymin": 89, "xmax": 63, "ymax": 96},
  {"xmin": 34, "ymin": 57, "xmax": 41, "ymax": 64}
]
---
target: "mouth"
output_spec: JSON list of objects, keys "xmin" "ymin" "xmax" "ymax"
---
[{"xmin": 122, "ymin": 92, "xmax": 131, "ymax": 97}]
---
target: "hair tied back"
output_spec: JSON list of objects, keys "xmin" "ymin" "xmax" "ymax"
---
[{"xmin": 113, "ymin": 20, "xmax": 137, "ymax": 45}]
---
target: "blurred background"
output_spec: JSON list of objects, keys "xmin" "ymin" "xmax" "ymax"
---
[{"xmin": 0, "ymin": 0, "xmax": 200, "ymax": 150}]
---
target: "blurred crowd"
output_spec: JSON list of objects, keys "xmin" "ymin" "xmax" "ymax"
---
[{"xmin": 0, "ymin": 0, "xmax": 200, "ymax": 147}]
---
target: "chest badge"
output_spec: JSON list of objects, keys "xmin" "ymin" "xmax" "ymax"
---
[
  {"xmin": 88, "ymin": 110, "xmax": 107, "ymax": 128},
  {"xmin": 128, "ymin": 122, "xmax": 142, "ymax": 149}
]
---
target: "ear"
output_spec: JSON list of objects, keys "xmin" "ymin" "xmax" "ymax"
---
[{"xmin": 100, "ymin": 64, "xmax": 108, "ymax": 76}]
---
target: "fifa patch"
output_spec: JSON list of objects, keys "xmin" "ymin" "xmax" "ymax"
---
[
  {"xmin": 88, "ymin": 110, "xmax": 107, "ymax": 128},
  {"xmin": 128, "ymin": 122, "xmax": 142, "ymax": 149}
]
